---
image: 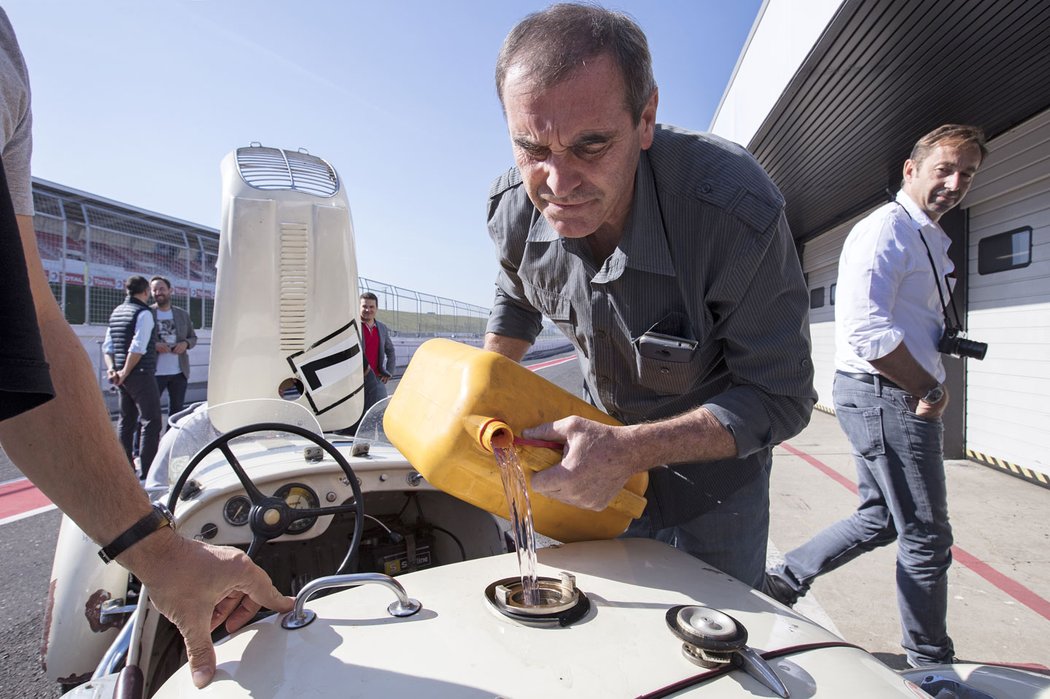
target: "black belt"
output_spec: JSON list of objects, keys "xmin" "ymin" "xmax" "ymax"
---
[{"xmin": 836, "ymin": 371, "xmax": 903, "ymax": 390}]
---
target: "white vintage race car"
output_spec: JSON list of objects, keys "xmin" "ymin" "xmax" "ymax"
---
[
  {"xmin": 42, "ymin": 145, "xmax": 1050, "ymax": 698},
  {"xmin": 49, "ymin": 397, "xmax": 1050, "ymax": 699}
]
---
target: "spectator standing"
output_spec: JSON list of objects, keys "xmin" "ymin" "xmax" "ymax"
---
[
  {"xmin": 483, "ymin": 4, "xmax": 815, "ymax": 587},
  {"xmin": 359, "ymin": 292, "xmax": 396, "ymax": 406},
  {"xmin": 103, "ymin": 275, "xmax": 162, "ymax": 479},
  {"xmin": 764, "ymin": 124, "xmax": 987, "ymax": 667},
  {"xmin": 150, "ymin": 275, "xmax": 197, "ymax": 419}
]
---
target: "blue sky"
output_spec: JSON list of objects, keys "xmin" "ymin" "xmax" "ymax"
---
[{"xmin": 7, "ymin": 1, "xmax": 761, "ymax": 308}]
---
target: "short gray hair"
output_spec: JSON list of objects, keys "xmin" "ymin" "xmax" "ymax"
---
[{"xmin": 495, "ymin": 3, "xmax": 656, "ymax": 124}]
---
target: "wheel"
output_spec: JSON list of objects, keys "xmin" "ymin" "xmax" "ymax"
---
[{"xmin": 166, "ymin": 422, "xmax": 365, "ymax": 572}]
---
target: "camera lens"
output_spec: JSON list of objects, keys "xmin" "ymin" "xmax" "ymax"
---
[{"xmin": 956, "ymin": 338, "xmax": 988, "ymax": 361}]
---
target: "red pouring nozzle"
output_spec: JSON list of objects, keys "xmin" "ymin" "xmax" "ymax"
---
[{"xmin": 512, "ymin": 437, "xmax": 565, "ymax": 451}]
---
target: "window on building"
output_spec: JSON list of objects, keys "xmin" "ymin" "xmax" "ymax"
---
[
  {"xmin": 809, "ymin": 287, "xmax": 825, "ymax": 309},
  {"xmin": 830, "ymin": 283, "xmax": 836, "ymax": 305},
  {"xmin": 978, "ymin": 227, "xmax": 1032, "ymax": 274}
]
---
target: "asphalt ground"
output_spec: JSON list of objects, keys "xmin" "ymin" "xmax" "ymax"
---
[{"xmin": 1, "ymin": 351, "xmax": 1047, "ymax": 697}]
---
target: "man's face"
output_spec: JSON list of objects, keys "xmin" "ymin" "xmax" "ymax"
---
[
  {"xmin": 902, "ymin": 142, "xmax": 983, "ymax": 221},
  {"xmin": 150, "ymin": 280, "xmax": 171, "ymax": 309},
  {"xmin": 360, "ymin": 298, "xmax": 377, "ymax": 323},
  {"xmin": 502, "ymin": 53, "xmax": 657, "ymax": 242}
]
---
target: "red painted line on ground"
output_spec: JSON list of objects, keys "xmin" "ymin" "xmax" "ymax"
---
[
  {"xmin": 779, "ymin": 442, "xmax": 859, "ymax": 495},
  {"xmin": 779, "ymin": 440, "xmax": 1050, "ymax": 624},
  {"xmin": 0, "ymin": 478, "xmax": 53, "ymax": 519},
  {"xmin": 526, "ymin": 354, "xmax": 576, "ymax": 372}
]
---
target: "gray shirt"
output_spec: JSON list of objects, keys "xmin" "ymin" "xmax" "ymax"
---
[
  {"xmin": 486, "ymin": 125, "xmax": 816, "ymax": 526},
  {"xmin": 0, "ymin": 9, "xmax": 33, "ymax": 216}
]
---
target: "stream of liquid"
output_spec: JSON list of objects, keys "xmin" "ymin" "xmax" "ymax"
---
[{"xmin": 493, "ymin": 445, "xmax": 540, "ymax": 606}]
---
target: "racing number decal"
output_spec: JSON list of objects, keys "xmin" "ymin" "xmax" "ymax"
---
[{"xmin": 286, "ymin": 321, "xmax": 364, "ymax": 414}]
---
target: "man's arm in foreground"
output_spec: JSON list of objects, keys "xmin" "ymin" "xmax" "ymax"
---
[{"xmin": 0, "ymin": 213, "xmax": 292, "ymax": 688}]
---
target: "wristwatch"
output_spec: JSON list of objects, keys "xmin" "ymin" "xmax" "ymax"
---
[
  {"xmin": 920, "ymin": 383, "xmax": 945, "ymax": 405},
  {"xmin": 98, "ymin": 503, "xmax": 176, "ymax": 564}
]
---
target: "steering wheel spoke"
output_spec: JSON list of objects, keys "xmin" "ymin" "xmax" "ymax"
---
[
  {"xmin": 218, "ymin": 442, "xmax": 267, "ymax": 502},
  {"xmin": 288, "ymin": 502, "xmax": 358, "ymax": 521}
]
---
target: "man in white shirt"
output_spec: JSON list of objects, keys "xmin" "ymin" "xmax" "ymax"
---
[
  {"xmin": 765, "ymin": 124, "xmax": 987, "ymax": 668},
  {"xmin": 150, "ymin": 276, "xmax": 197, "ymax": 419},
  {"xmin": 103, "ymin": 275, "xmax": 162, "ymax": 479}
]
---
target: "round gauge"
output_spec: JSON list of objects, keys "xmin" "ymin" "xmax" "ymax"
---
[
  {"xmin": 273, "ymin": 483, "xmax": 320, "ymax": 534},
  {"xmin": 222, "ymin": 495, "xmax": 252, "ymax": 526}
]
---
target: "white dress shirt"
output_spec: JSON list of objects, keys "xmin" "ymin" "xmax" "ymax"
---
[{"xmin": 834, "ymin": 190, "xmax": 953, "ymax": 382}]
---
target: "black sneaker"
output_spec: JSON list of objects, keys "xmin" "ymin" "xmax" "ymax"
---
[
  {"xmin": 763, "ymin": 572, "xmax": 801, "ymax": 606},
  {"xmin": 906, "ymin": 655, "xmax": 958, "ymax": 668}
]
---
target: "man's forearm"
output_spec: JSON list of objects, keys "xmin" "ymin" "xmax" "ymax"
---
[
  {"xmin": 0, "ymin": 215, "xmax": 152, "ymax": 545},
  {"xmin": 122, "ymin": 352, "xmax": 142, "ymax": 374},
  {"xmin": 484, "ymin": 332, "xmax": 532, "ymax": 362},
  {"xmin": 622, "ymin": 405, "xmax": 738, "ymax": 470},
  {"xmin": 868, "ymin": 342, "xmax": 939, "ymax": 396}
]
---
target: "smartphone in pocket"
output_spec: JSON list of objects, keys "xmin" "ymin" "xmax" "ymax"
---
[{"xmin": 635, "ymin": 331, "xmax": 697, "ymax": 363}]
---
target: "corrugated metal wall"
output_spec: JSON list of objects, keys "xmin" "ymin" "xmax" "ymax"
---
[{"xmin": 961, "ymin": 109, "xmax": 1050, "ymax": 479}]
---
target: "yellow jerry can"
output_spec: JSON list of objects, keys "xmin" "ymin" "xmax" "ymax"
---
[{"xmin": 384, "ymin": 339, "xmax": 648, "ymax": 542}]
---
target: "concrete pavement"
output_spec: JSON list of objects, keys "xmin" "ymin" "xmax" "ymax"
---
[{"xmin": 769, "ymin": 409, "xmax": 1050, "ymax": 671}]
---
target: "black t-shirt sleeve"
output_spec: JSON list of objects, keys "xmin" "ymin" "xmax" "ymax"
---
[{"xmin": 0, "ymin": 159, "xmax": 55, "ymax": 421}]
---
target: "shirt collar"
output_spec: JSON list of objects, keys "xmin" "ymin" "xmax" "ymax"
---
[
  {"xmin": 896, "ymin": 190, "xmax": 939, "ymax": 230},
  {"xmin": 524, "ymin": 150, "xmax": 675, "ymax": 277}
]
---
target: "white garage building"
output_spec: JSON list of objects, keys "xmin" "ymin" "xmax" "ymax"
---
[{"xmin": 712, "ymin": 0, "xmax": 1050, "ymax": 486}]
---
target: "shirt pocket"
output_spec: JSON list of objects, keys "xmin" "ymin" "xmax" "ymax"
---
[
  {"xmin": 524, "ymin": 281, "xmax": 573, "ymax": 324},
  {"xmin": 633, "ymin": 339, "xmax": 706, "ymax": 396}
]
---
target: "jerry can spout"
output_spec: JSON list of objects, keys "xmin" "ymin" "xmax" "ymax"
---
[{"xmin": 465, "ymin": 416, "xmax": 515, "ymax": 452}]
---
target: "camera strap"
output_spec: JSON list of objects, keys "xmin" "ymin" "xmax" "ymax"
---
[{"xmin": 896, "ymin": 203, "xmax": 963, "ymax": 330}]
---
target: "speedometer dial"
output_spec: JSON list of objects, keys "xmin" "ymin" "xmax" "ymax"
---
[
  {"xmin": 273, "ymin": 483, "xmax": 320, "ymax": 534},
  {"xmin": 222, "ymin": 495, "xmax": 252, "ymax": 526}
]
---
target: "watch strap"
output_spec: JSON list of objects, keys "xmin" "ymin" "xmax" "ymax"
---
[{"xmin": 98, "ymin": 503, "xmax": 175, "ymax": 564}]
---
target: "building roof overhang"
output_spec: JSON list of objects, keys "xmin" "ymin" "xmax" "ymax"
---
[{"xmin": 748, "ymin": 0, "xmax": 1050, "ymax": 243}]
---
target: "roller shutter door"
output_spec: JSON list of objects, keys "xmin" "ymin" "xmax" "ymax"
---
[{"xmin": 961, "ymin": 109, "xmax": 1050, "ymax": 484}]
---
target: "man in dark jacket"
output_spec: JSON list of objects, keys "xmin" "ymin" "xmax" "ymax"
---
[{"xmin": 103, "ymin": 275, "xmax": 162, "ymax": 478}]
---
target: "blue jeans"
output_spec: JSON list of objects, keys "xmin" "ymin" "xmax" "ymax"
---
[
  {"xmin": 777, "ymin": 373, "xmax": 954, "ymax": 665},
  {"xmin": 624, "ymin": 463, "xmax": 770, "ymax": 589}
]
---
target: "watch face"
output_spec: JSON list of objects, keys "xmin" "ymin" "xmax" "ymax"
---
[{"xmin": 923, "ymin": 386, "xmax": 944, "ymax": 403}]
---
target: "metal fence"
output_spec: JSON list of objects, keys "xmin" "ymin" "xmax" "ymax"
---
[
  {"xmin": 358, "ymin": 277, "xmax": 489, "ymax": 338},
  {"xmin": 33, "ymin": 182, "xmax": 219, "ymax": 329}
]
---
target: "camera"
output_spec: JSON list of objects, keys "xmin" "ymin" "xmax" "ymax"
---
[{"xmin": 938, "ymin": 327, "xmax": 988, "ymax": 360}]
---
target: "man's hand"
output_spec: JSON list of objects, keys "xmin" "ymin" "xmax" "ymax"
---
[
  {"xmin": 126, "ymin": 532, "xmax": 294, "ymax": 689},
  {"xmin": 155, "ymin": 342, "xmax": 171, "ymax": 354},
  {"xmin": 171, "ymin": 341, "xmax": 187, "ymax": 355},
  {"xmin": 523, "ymin": 417, "xmax": 641, "ymax": 511},
  {"xmin": 379, "ymin": 374, "xmax": 390, "ymax": 384}
]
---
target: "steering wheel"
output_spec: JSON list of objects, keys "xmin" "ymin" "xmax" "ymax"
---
[{"xmin": 167, "ymin": 422, "xmax": 365, "ymax": 572}]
